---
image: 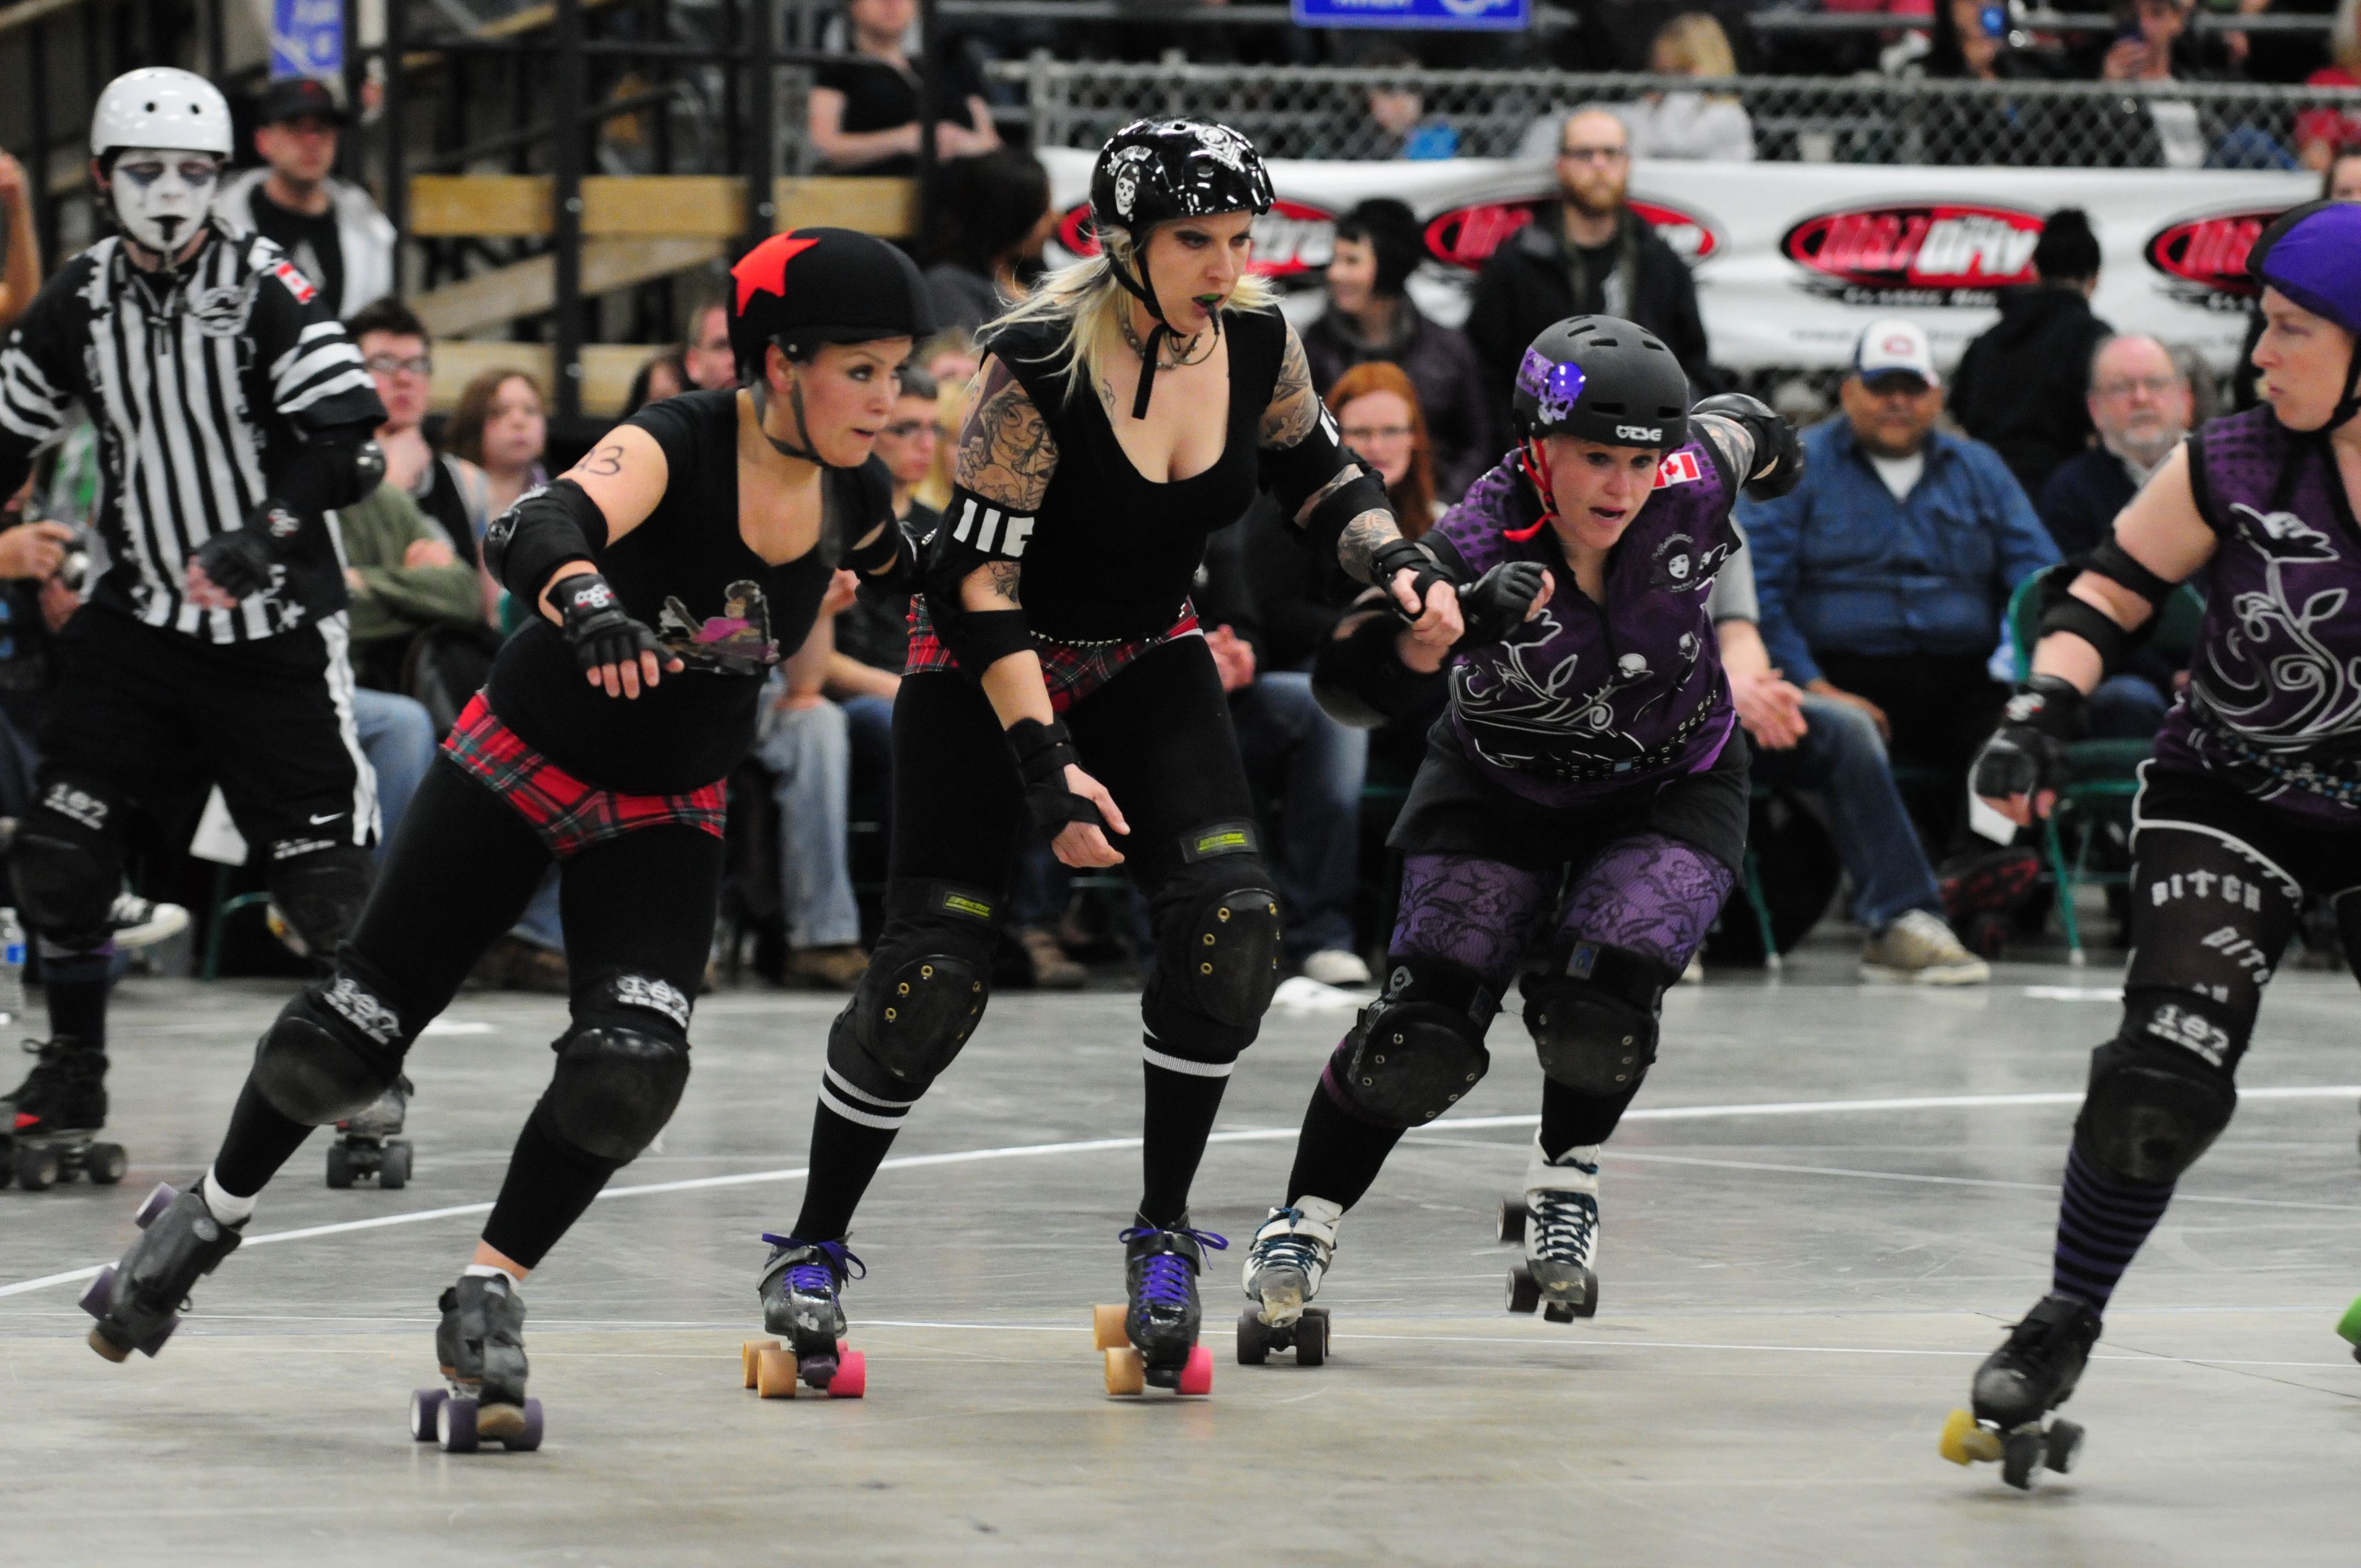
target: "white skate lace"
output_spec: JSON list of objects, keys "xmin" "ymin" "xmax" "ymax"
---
[
  {"xmin": 1531, "ymin": 1190, "xmax": 1597, "ymax": 1265},
  {"xmin": 1253, "ymin": 1229, "xmax": 1328, "ymax": 1281}
]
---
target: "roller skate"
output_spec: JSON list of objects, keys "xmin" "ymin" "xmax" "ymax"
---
[
  {"xmin": 80, "ymin": 1183, "xmax": 244, "ymax": 1360},
  {"xmin": 1940, "ymin": 1293, "xmax": 2100, "ymax": 1489},
  {"xmin": 1236, "ymin": 1200, "xmax": 1340, "ymax": 1366},
  {"xmin": 327, "ymin": 1074, "xmax": 413, "ymax": 1189},
  {"xmin": 742, "ymin": 1235, "xmax": 867, "ymax": 1398},
  {"xmin": 2335, "ymin": 1291, "xmax": 2361, "ymax": 1361},
  {"xmin": 1499, "ymin": 1139, "xmax": 1601, "ymax": 1321},
  {"xmin": 1, "ymin": 1038, "xmax": 126, "ymax": 1191},
  {"xmin": 1094, "ymin": 1217, "xmax": 1226, "ymax": 1396},
  {"xmin": 410, "ymin": 1273, "xmax": 544, "ymax": 1452}
]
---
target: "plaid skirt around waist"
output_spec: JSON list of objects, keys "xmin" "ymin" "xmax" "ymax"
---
[
  {"xmin": 902, "ymin": 599, "xmax": 1201, "ymax": 712},
  {"xmin": 442, "ymin": 692, "xmax": 728, "ymax": 861}
]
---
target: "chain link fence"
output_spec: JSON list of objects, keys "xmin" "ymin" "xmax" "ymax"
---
[{"xmin": 989, "ymin": 61, "xmax": 2361, "ymax": 169}]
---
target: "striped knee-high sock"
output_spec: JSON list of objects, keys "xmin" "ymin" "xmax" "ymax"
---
[
  {"xmin": 790, "ymin": 1069, "xmax": 920, "ymax": 1242},
  {"xmin": 2050, "ymin": 1143, "xmax": 2175, "ymax": 1313}
]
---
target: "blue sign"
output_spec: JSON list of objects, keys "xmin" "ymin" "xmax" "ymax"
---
[
  {"xmin": 1292, "ymin": 0, "xmax": 1527, "ymax": 30},
  {"xmin": 270, "ymin": 0, "xmax": 344, "ymax": 79}
]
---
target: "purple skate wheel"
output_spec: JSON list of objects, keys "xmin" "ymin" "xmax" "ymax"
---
[
  {"xmin": 438, "ymin": 1396, "xmax": 480, "ymax": 1453},
  {"xmin": 504, "ymin": 1398, "xmax": 545, "ymax": 1452},
  {"xmin": 409, "ymin": 1389, "xmax": 447, "ymax": 1442},
  {"xmin": 133, "ymin": 1183, "xmax": 177, "ymax": 1229},
  {"xmin": 798, "ymin": 1354, "xmax": 838, "ymax": 1391},
  {"xmin": 78, "ymin": 1265, "xmax": 116, "ymax": 1320},
  {"xmin": 139, "ymin": 1314, "xmax": 179, "ymax": 1358}
]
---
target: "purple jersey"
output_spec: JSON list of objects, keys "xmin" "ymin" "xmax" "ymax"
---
[
  {"xmin": 1431, "ymin": 440, "xmax": 1741, "ymax": 808},
  {"xmin": 2153, "ymin": 406, "xmax": 2361, "ymax": 827}
]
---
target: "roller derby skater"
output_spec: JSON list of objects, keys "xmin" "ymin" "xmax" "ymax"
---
[
  {"xmin": 80, "ymin": 228, "xmax": 925, "ymax": 1455},
  {"xmin": 743, "ymin": 1236, "xmax": 867, "ymax": 1398},
  {"xmin": 1238, "ymin": 315, "xmax": 1803, "ymax": 1362},
  {"xmin": 768, "ymin": 117, "xmax": 1463, "ymax": 1403},
  {"xmin": 1944, "ymin": 200, "xmax": 2361, "ymax": 1490}
]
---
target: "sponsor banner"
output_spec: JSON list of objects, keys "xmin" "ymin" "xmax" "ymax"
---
[
  {"xmin": 1036, "ymin": 147, "xmax": 2314, "ymax": 371},
  {"xmin": 1292, "ymin": 0, "xmax": 1530, "ymax": 29}
]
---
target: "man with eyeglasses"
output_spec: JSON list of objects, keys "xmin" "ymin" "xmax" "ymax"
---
[
  {"xmin": 214, "ymin": 77, "xmax": 396, "ymax": 319},
  {"xmin": 1466, "ymin": 106, "xmax": 1714, "ymax": 432},
  {"xmin": 348, "ymin": 297, "xmax": 494, "ymax": 573}
]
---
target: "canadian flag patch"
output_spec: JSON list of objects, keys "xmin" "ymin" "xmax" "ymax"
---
[
  {"xmin": 268, "ymin": 260, "xmax": 317, "ymax": 304},
  {"xmin": 1654, "ymin": 451, "xmax": 1702, "ymax": 489}
]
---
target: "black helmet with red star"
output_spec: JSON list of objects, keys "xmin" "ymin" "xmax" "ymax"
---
[{"xmin": 727, "ymin": 227, "xmax": 934, "ymax": 388}]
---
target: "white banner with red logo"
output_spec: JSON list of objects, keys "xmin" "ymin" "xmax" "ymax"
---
[{"xmin": 1036, "ymin": 146, "xmax": 2317, "ymax": 373}]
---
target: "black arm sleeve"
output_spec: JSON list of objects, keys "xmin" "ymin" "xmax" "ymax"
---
[
  {"xmin": 922, "ymin": 484, "xmax": 1038, "ymax": 672},
  {"xmin": 271, "ymin": 417, "xmax": 387, "ymax": 519},
  {"xmin": 483, "ymin": 478, "xmax": 610, "ymax": 606},
  {"xmin": 1259, "ymin": 399, "xmax": 1400, "ymax": 564}
]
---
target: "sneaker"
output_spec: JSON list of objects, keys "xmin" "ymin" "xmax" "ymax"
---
[
  {"xmin": 108, "ymin": 895, "xmax": 189, "ymax": 951},
  {"xmin": 1299, "ymin": 949, "xmax": 1372, "ymax": 988},
  {"xmin": 1861, "ymin": 909, "xmax": 1991, "ymax": 986},
  {"xmin": 1018, "ymin": 925, "xmax": 1087, "ymax": 990},
  {"xmin": 784, "ymin": 945, "xmax": 870, "ymax": 991}
]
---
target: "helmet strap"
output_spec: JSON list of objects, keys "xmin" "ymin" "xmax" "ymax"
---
[
  {"xmin": 1107, "ymin": 244, "xmax": 1174, "ymax": 421},
  {"xmin": 1504, "ymin": 437, "xmax": 1558, "ymax": 542},
  {"xmin": 751, "ymin": 369, "xmax": 826, "ymax": 466}
]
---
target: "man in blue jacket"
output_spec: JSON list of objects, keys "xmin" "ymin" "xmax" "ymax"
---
[{"xmin": 1741, "ymin": 320, "xmax": 2059, "ymax": 848}]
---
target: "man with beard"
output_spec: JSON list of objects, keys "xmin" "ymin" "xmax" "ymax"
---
[{"xmin": 1465, "ymin": 107, "xmax": 1715, "ymax": 429}]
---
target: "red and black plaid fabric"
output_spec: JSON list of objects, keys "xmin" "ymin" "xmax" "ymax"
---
[
  {"xmin": 903, "ymin": 600, "xmax": 1201, "ymax": 713},
  {"xmin": 442, "ymin": 693, "xmax": 727, "ymax": 861}
]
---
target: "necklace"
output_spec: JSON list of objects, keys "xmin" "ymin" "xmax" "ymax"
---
[{"xmin": 1117, "ymin": 308, "xmax": 1216, "ymax": 371}]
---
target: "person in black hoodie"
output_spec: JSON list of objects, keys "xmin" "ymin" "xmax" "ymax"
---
[{"xmin": 1948, "ymin": 209, "xmax": 2113, "ymax": 500}]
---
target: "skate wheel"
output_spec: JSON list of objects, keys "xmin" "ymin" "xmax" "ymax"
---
[
  {"xmin": 827, "ymin": 1349, "xmax": 866, "ymax": 1399},
  {"xmin": 1506, "ymin": 1267, "xmax": 1541, "ymax": 1315},
  {"xmin": 380, "ymin": 1141, "xmax": 411, "ymax": 1191},
  {"xmin": 15, "ymin": 1142, "xmax": 57, "ymax": 1191},
  {"xmin": 1939, "ymin": 1408, "xmax": 1984, "ymax": 1466},
  {"xmin": 1235, "ymin": 1308, "xmax": 1270, "ymax": 1366},
  {"xmin": 325, "ymin": 1144, "xmax": 354, "ymax": 1190},
  {"xmin": 2044, "ymin": 1419, "xmax": 2083, "ymax": 1474},
  {"xmin": 504, "ymin": 1397, "xmax": 545, "ymax": 1451},
  {"xmin": 1297, "ymin": 1308, "xmax": 1329, "ymax": 1368},
  {"xmin": 1497, "ymin": 1196, "xmax": 1528, "ymax": 1245},
  {"xmin": 133, "ymin": 1182, "xmax": 176, "ymax": 1229},
  {"xmin": 86, "ymin": 1323, "xmax": 130, "ymax": 1363},
  {"xmin": 1176, "ymin": 1344, "xmax": 1214, "ymax": 1397},
  {"xmin": 409, "ymin": 1388, "xmax": 447, "ymax": 1442},
  {"xmin": 2336, "ymin": 1294, "xmax": 2361, "ymax": 1348},
  {"xmin": 741, "ymin": 1339, "xmax": 780, "ymax": 1389},
  {"xmin": 78, "ymin": 1265, "xmax": 115, "ymax": 1320},
  {"xmin": 85, "ymin": 1142, "xmax": 126, "ymax": 1185},
  {"xmin": 1103, "ymin": 1346, "xmax": 1145, "ymax": 1397},
  {"xmin": 1092, "ymin": 1303, "xmax": 1128, "ymax": 1352},
  {"xmin": 799, "ymin": 1354, "xmax": 839, "ymax": 1391},
  {"xmin": 2000, "ymin": 1430, "xmax": 2043, "ymax": 1490},
  {"xmin": 754, "ymin": 1345, "xmax": 800, "ymax": 1399},
  {"xmin": 438, "ymin": 1396, "xmax": 481, "ymax": 1453}
]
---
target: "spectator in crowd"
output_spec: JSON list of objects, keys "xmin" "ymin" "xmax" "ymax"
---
[
  {"xmin": 1949, "ymin": 209, "xmax": 2114, "ymax": 499},
  {"xmin": 622, "ymin": 348, "xmax": 690, "ymax": 417},
  {"xmin": 758, "ymin": 571, "xmax": 870, "ymax": 990},
  {"xmin": 214, "ymin": 77, "xmax": 395, "ymax": 318},
  {"xmin": 1302, "ymin": 200, "xmax": 1495, "ymax": 500},
  {"xmin": 349, "ymin": 298, "xmax": 492, "ymax": 567},
  {"xmin": 1358, "ymin": 45, "xmax": 1461, "ymax": 159},
  {"xmin": 1715, "ymin": 540, "xmax": 1990, "ymax": 982},
  {"xmin": 2244, "ymin": 0, "xmax": 2343, "ymax": 86},
  {"xmin": 2295, "ymin": 2, "xmax": 2360, "ymax": 163},
  {"xmin": 1906, "ymin": 0, "xmax": 2068, "ymax": 161},
  {"xmin": 2093, "ymin": 0, "xmax": 2275, "ymax": 169},
  {"xmin": 921, "ymin": 148, "xmax": 1053, "ymax": 334},
  {"xmin": 826, "ymin": 366, "xmax": 932, "ymax": 819},
  {"xmin": 809, "ymin": 0, "xmax": 998, "ymax": 175},
  {"xmin": 445, "ymin": 367, "xmax": 549, "ymax": 526},
  {"xmin": 1466, "ymin": 107, "xmax": 1714, "ymax": 431},
  {"xmin": 682, "ymin": 290, "xmax": 736, "ymax": 391},
  {"xmin": 0, "ymin": 151, "xmax": 42, "ymax": 333},
  {"xmin": 2330, "ymin": 137, "xmax": 2361, "ymax": 194},
  {"xmin": 1623, "ymin": 14, "xmax": 1758, "ymax": 161},
  {"xmin": 331, "ymin": 481, "xmax": 465, "ymax": 856},
  {"xmin": 1740, "ymin": 319, "xmax": 2058, "ymax": 847}
]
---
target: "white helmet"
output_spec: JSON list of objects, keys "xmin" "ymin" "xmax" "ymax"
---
[{"xmin": 90, "ymin": 67, "xmax": 233, "ymax": 159}]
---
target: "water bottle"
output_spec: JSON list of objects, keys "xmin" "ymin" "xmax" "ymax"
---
[{"xmin": 0, "ymin": 908, "xmax": 25, "ymax": 1027}]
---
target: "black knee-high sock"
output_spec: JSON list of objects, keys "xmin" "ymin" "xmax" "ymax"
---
[
  {"xmin": 480, "ymin": 1113, "xmax": 624, "ymax": 1271},
  {"xmin": 42, "ymin": 946, "xmax": 111, "ymax": 1051},
  {"xmin": 791, "ymin": 1099, "xmax": 902, "ymax": 1242},
  {"xmin": 1285, "ymin": 1081, "xmax": 1405, "ymax": 1212},
  {"xmin": 210, "ymin": 1079, "xmax": 319, "ymax": 1197},
  {"xmin": 1538, "ymin": 1077, "xmax": 1642, "ymax": 1159},
  {"xmin": 1138, "ymin": 1060, "xmax": 1229, "ymax": 1228}
]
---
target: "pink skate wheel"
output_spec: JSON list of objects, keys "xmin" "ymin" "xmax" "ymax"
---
[
  {"xmin": 827, "ymin": 1349, "xmax": 867, "ymax": 1399},
  {"xmin": 1177, "ymin": 1344, "xmax": 1214, "ymax": 1396}
]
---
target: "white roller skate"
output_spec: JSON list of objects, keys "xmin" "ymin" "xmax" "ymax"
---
[
  {"xmin": 1498, "ymin": 1139, "xmax": 1600, "ymax": 1321},
  {"xmin": 1236, "ymin": 1199, "xmax": 1341, "ymax": 1366}
]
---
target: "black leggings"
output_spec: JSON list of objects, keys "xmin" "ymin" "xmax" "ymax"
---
[{"xmin": 213, "ymin": 755, "xmax": 723, "ymax": 1268}]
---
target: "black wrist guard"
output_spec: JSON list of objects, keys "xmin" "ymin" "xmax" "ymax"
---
[
  {"xmin": 193, "ymin": 499, "xmax": 300, "ymax": 600},
  {"xmin": 553, "ymin": 571, "xmax": 666, "ymax": 679},
  {"xmin": 1370, "ymin": 537, "xmax": 1450, "ymax": 622},
  {"xmin": 1005, "ymin": 717, "xmax": 1106, "ymax": 832},
  {"xmin": 1456, "ymin": 559, "xmax": 1549, "ymax": 649},
  {"xmin": 1971, "ymin": 674, "xmax": 2086, "ymax": 804}
]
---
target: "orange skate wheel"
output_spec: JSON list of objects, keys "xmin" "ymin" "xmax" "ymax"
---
[
  {"xmin": 742, "ymin": 1339, "xmax": 781, "ymax": 1389},
  {"xmin": 827, "ymin": 1349, "xmax": 867, "ymax": 1399},
  {"xmin": 1092, "ymin": 1303, "xmax": 1128, "ymax": 1352},
  {"xmin": 1176, "ymin": 1344, "xmax": 1214, "ymax": 1396},
  {"xmin": 755, "ymin": 1346, "xmax": 801, "ymax": 1398},
  {"xmin": 1103, "ymin": 1346, "xmax": 1145, "ymax": 1396}
]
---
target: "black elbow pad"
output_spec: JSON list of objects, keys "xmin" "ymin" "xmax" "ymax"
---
[
  {"xmin": 2036, "ymin": 568, "xmax": 2140, "ymax": 676},
  {"xmin": 1691, "ymin": 394, "xmax": 1803, "ymax": 501},
  {"xmin": 483, "ymin": 478, "xmax": 607, "ymax": 605}
]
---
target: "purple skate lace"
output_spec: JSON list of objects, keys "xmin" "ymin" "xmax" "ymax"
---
[
  {"xmin": 758, "ymin": 1234, "xmax": 866, "ymax": 1294},
  {"xmin": 1119, "ymin": 1227, "xmax": 1227, "ymax": 1306}
]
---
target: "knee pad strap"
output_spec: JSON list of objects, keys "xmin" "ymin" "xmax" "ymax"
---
[
  {"xmin": 1334, "ymin": 957, "xmax": 1498, "ymax": 1127},
  {"xmin": 11, "ymin": 823, "xmax": 119, "ymax": 947},
  {"xmin": 540, "ymin": 1025, "xmax": 690, "ymax": 1165},
  {"xmin": 1154, "ymin": 824, "xmax": 1283, "ymax": 1030},
  {"xmin": 266, "ymin": 842, "xmax": 373, "ymax": 963},
  {"xmin": 1521, "ymin": 939, "xmax": 1672, "ymax": 1096},
  {"xmin": 251, "ymin": 977, "xmax": 411, "ymax": 1125}
]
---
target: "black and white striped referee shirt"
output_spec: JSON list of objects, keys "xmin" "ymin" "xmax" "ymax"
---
[{"xmin": 0, "ymin": 227, "xmax": 383, "ymax": 644}]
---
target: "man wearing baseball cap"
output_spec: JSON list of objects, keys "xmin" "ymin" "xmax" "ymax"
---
[{"xmin": 215, "ymin": 77, "xmax": 396, "ymax": 318}]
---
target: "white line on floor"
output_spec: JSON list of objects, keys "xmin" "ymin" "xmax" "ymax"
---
[{"xmin": 8, "ymin": 1085, "xmax": 2359, "ymax": 1301}]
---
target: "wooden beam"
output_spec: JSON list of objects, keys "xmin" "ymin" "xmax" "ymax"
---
[
  {"xmin": 431, "ymin": 341, "xmax": 661, "ymax": 420},
  {"xmin": 581, "ymin": 176, "xmax": 743, "ymax": 238},
  {"xmin": 409, "ymin": 174, "xmax": 552, "ymax": 238},
  {"xmin": 774, "ymin": 177, "xmax": 920, "ymax": 239},
  {"xmin": 410, "ymin": 235, "xmax": 722, "ymax": 338},
  {"xmin": 406, "ymin": 174, "xmax": 919, "ymax": 239}
]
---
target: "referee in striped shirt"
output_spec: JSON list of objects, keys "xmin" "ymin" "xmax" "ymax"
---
[{"xmin": 0, "ymin": 68, "xmax": 388, "ymax": 1150}]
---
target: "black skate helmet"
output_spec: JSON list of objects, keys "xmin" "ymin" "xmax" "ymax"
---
[
  {"xmin": 728, "ymin": 227, "xmax": 934, "ymax": 463},
  {"xmin": 2247, "ymin": 199, "xmax": 2361, "ymax": 432},
  {"xmin": 1087, "ymin": 118, "xmax": 1273, "ymax": 417},
  {"xmin": 1513, "ymin": 316, "xmax": 1691, "ymax": 451}
]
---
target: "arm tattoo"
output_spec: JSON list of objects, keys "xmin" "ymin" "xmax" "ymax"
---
[
  {"xmin": 954, "ymin": 357, "xmax": 1059, "ymax": 511},
  {"xmin": 1337, "ymin": 510, "xmax": 1403, "ymax": 586},
  {"xmin": 567, "ymin": 442, "xmax": 626, "ymax": 481},
  {"xmin": 1259, "ymin": 324, "xmax": 1321, "ymax": 449},
  {"xmin": 980, "ymin": 559, "xmax": 1022, "ymax": 605},
  {"xmin": 1691, "ymin": 413, "xmax": 1756, "ymax": 484}
]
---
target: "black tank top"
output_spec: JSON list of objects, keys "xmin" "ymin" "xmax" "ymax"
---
[
  {"xmin": 981, "ymin": 306, "xmax": 1285, "ymax": 642},
  {"xmin": 485, "ymin": 389, "xmax": 893, "ymax": 793}
]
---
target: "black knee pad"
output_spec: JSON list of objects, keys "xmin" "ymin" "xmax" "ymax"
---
[
  {"xmin": 251, "ymin": 970, "xmax": 414, "ymax": 1125},
  {"xmin": 1333, "ymin": 957, "xmax": 1498, "ymax": 1127},
  {"xmin": 12, "ymin": 782, "xmax": 124, "ymax": 945},
  {"xmin": 1520, "ymin": 938, "xmax": 1673, "ymax": 1096},
  {"xmin": 833, "ymin": 880, "xmax": 997, "ymax": 1094},
  {"xmin": 2075, "ymin": 997, "xmax": 2241, "ymax": 1184},
  {"xmin": 538, "ymin": 1023, "xmax": 690, "ymax": 1165},
  {"xmin": 1151, "ymin": 822, "xmax": 1283, "ymax": 1030},
  {"xmin": 265, "ymin": 841, "xmax": 373, "ymax": 963}
]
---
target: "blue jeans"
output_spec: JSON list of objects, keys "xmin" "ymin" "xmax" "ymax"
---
[
  {"xmin": 2089, "ymin": 673, "xmax": 2169, "ymax": 741},
  {"xmin": 511, "ymin": 868, "xmax": 564, "ymax": 953},
  {"xmin": 1230, "ymin": 671, "xmax": 1368, "ymax": 957},
  {"xmin": 1748, "ymin": 693, "xmax": 1944, "ymax": 930},
  {"xmin": 757, "ymin": 699, "xmax": 859, "ymax": 949},
  {"xmin": 350, "ymin": 687, "xmax": 435, "ymax": 858}
]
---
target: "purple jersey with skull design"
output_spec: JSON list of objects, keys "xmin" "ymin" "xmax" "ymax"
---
[
  {"xmin": 1427, "ymin": 434, "xmax": 1742, "ymax": 809},
  {"xmin": 2152, "ymin": 406, "xmax": 2361, "ymax": 828}
]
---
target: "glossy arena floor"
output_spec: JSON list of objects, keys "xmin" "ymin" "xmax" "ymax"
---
[{"xmin": 8, "ymin": 945, "xmax": 2361, "ymax": 1566}]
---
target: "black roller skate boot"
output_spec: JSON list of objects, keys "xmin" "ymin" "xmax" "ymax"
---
[
  {"xmin": 744, "ymin": 1235, "xmax": 867, "ymax": 1398},
  {"xmin": 1941, "ymin": 1293, "xmax": 2102, "ymax": 1488},
  {"xmin": 327, "ymin": 1074, "xmax": 414, "ymax": 1189},
  {"xmin": 411, "ymin": 1272, "xmax": 543, "ymax": 1452},
  {"xmin": 81, "ymin": 1183, "xmax": 244, "ymax": 1360},
  {"xmin": 1, "ymin": 1037, "xmax": 124, "ymax": 1191},
  {"xmin": 1095, "ymin": 1217, "xmax": 1226, "ymax": 1396},
  {"xmin": 1237, "ymin": 1200, "xmax": 1340, "ymax": 1366}
]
